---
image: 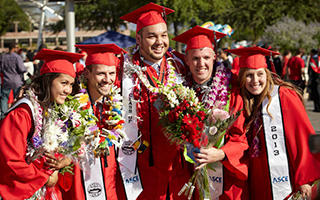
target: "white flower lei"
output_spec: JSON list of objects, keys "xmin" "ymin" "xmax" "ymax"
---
[{"xmin": 123, "ymin": 53, "xmax": 177, "ymax": 94}]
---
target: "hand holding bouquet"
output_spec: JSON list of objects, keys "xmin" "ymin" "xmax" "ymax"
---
[{"xmin": 154, "ymin": 78, "xmax": 240, "ymax": 200}]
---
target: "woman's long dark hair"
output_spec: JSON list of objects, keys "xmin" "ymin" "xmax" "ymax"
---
[{"xmin": 23, "ymin": 73, "xmax": 79, "ymax": 113}]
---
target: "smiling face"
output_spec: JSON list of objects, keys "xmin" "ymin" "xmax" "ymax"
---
[
  {"xmin": 185, "ymin": 47, "xmax": 216, "ymax": 85},
  {"xmin": 244, "ymin": 68, "xmax": 267, "ymax": 95},
  {"xmin": 136, "ymin": 23, "xmax": 169, "ymax": 63},
  {"xmin": 85, "ymin": 64, "xmax": 116, "ymax": 103},
  {"xmin": 50, "ymin": 74, "xmax": 75, "ymax": 105}
]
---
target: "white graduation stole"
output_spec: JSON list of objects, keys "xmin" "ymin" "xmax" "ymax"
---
[
  {"xmin": 83, "ymin": 158, "xmax": 107, "ymax": 200},
  {"xmin": 207, "ymin": 141, "xmax": 224, "ymax": 200},
  {"xmin": 7, "ymin": 98, "xmax": 34, "ymax": 118},
  {"xmin": 262, "ymin": 85, "xmax": 292, "ymax": 199},
  {"xmin": 118, "ymin": 75, "xmax": 143, "ymax": 200}
]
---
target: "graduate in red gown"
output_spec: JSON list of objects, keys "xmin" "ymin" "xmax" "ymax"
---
[
  {"xmin": 226, "ymin": 46, "xmax": 320, "ymax": 200},
  {"xmin": 118, "ymin": 3, "xmax": 193, "ymax": 200},
  {"xmin": 172, "ymin": 26, "xmax": 249, "ymax": 200},
  {"xmin": 61, "ymin": 44, "xmax": 127, "ymax": 200},
  {"xmin": 0, "ymin": 49, "xmax": 84, "ymax": 199}
]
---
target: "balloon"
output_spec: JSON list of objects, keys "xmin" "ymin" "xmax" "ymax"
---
[
  {"xmin": 201, "ymin": 21, "xmax": 234, "ymax": 37},
  {"xmin": 221, "ymin": 24, "xmax": 234, "ymax": 37},
  {"xmin": 201, "ymin": 21, "xmax": 215, "ymax": 30}
]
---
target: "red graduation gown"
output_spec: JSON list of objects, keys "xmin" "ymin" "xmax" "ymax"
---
[
  {"xmin": 248, "ymin": 86, "xmax": 320, "ymax": 200},
  {"xmin": 219, "ymin": 84, "xmax": 249, "ymax": 200},
  {"xmin": 61, "ymin": 146, "xmax": 120, "ymax": 200},
  {"xmin": 117, "ymin": 52, "xmax": 194, "ymax": 200},
  {"xmin": 0, "ymin": 104, "xmax": 50, "ymax": 199}
]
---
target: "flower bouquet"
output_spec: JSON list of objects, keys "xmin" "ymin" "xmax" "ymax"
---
[
  {"xmin": 127, "ymin": 60, "xmax": 239, "ymax": 199},
  {"xmin": 25, "ymin": 88, "xmax": 100, "ymax": 200},
  {"xmin": 179, "ymin": 108, "xmax": 241, "ymax": 200},
  {"xmin": 150, "ymin": 81, "xmax": 240, "ymax": 200}
]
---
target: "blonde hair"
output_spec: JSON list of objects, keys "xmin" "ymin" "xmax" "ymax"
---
[{"xmin": 237, "ymin": 68, "xmax": 303, "ymax": 130}]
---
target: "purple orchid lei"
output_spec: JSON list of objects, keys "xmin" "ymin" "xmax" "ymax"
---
[{"xmin": 202, "ymin": 64, "xmax": 232, "ymax": 110}]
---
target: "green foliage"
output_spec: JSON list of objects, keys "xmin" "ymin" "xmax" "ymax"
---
[
  {"xmin": 224, "ymin": 0, "xmax": 320, "ymax": 44},
  {"xmin": 0, "ymin": 0, "xmax": 30, "ymax": 36},
  {"xmin": 74, "ymin": 0, "xmax": 150, "ymax": 31},
  {"xmin": 261, "ymin": 16, "xmax": 320, "ymax": 52},
  {"xmin": 225, "ymin": 0, "xmax": 282, "ymax": 43}
]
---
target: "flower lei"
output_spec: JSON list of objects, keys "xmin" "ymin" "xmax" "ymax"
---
[
  {"xmin": 25, "ymin": 89, "xmax": 44, "ymax": 148},
  {"xmin": 202, "ymin": 63, "xmax": 232, "ymax": 110},
  {"xmin": 93, "ymin": 85, "xmax": 126, "ymax": 157},
  {"xmin": 23, "ymin": 89, "xmax": 47, "ymax": 163},
  {"xmin": 123, "ymin": 48, "xmax": 178, "ymax": 95},
  {"xmin": 79, "ymin": 73, "xmax": 126, "ymax": 157}
]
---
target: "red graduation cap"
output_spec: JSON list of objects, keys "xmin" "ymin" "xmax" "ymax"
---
[
  {"xmin": 74, "ymin": 43, "xmax": 127, "ymax": 67},
  {"xmin": 34, "ymin": 48, "xmax": 84, "ymax": 78},
  {"xmin": 172, "ymin": 25, "xmax": 227, "ymax": 52},
  {"xmin": 225, "ymin": 46, "xmax": 280, "ymax": 69},
  {"xmin": 119, "ymin": 2, "xmax": 174, "ymax": 33}
]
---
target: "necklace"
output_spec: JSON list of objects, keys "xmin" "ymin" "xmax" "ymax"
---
[
  {"xmin": 25, "ymin": 89, "xmax": 44, "ymax": 148},
  {"xmin": 123, "ymin": 52, "xmax": 177, "ymax": 94},
  {"xmin": 202, "ymin": 63, "xmax": 232, "ymax": 110}
]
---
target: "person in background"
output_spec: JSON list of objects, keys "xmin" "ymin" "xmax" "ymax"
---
[
  {"xmin": 281, "ymin": 50, "xmax": 292, "ymax": 80},
  {"xmin": 271, "ymin": 47, "xmax": 282, "ymax": 77},
  {"xmin": 118, "ymin": 3, "xmax": 192, "ymax": 199},
  {"xmin": 288, "ymin": 48, "xmax": 306, "ymax": 94},
  {"xmin": 227, "ymin": 46, "xmax": 320, "ymax": 200},
  {"xmin": 23, "ymin": 52, "xmax": 35, "ymax": 84},
  {"xmin": 218, "ymin": 48, "xmax": 232, "ymax": 70},
  {"xmin": 0, "ymin": 42, "xmax": 27, "ymax": 119},
  {"xmin": 308, "ymin": 48, "xmax": 320, "ymax": 112},
  {"xmin": 0, "ymin": 48, "xmax": 83, "ymax": 199},
  {"xmin": 61, "ymin": 43, "xmax": 127, "ymax": 200}
]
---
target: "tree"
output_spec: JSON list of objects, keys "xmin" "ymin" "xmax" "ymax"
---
[
  {"xmin": 0, "ymin": 0, "xmax": 30, "ymax": 37},
  {"xmin": 224, "ymin": 0, "xmax": 320, "ymax": 46},
  {"xmin": 157, "ymin": 0, "xmax": 231, "ymax": 51},
  {"xmin": 261, "ymin": 16, "xmax": 320, "ymax": 52},
  {"xmin": 74, "ymin": 0, "xmax": 151, "ymax": 31},
  {"xmin": 225, "ymin": 0, "xmax": 282, "ymax": 44}
]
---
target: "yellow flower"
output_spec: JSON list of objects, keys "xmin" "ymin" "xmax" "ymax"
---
[
  {"xmin": 81, "ymin": 83, "xmax": 87, "ymax": 89},
  {"xmin": 114, "ymin": 124, "xmax": 122, "ymax": 130},
  {"xmin": 108, "ymin": 135, "xmax": 117, "ymax": 140},
  {"xmin": 79, "ymin": 94, "xmax": 89, "ymax": 104},
  {"xmin": 115, "ymin": 103, "xmax": 121, "ymax": 109}
]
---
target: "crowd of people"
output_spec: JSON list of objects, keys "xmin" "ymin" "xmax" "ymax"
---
[{"xmin": 0, "ymin": 2, "xmax": 320, "ymax": 200}]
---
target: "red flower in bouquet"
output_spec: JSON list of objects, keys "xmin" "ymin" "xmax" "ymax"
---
[
  {"xmin": 182, "ymin": 114, "xmax": 207, "ymax": 148},
  {"xmin": 168, "ymin": 106, "xmax": 182, "ymax": 123}
]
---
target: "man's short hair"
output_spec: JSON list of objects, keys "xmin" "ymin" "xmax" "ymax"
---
[{"xmin": 8, "ymin": 42, "xmax": 17, "ymax": 51}]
